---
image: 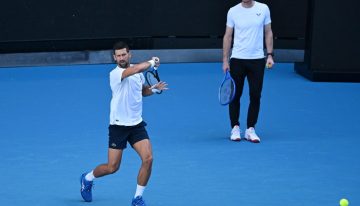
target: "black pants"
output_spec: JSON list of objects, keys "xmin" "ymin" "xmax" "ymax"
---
[{"xmin": 229, "ymin": 58, "xmax": 266, "ymax": 128}]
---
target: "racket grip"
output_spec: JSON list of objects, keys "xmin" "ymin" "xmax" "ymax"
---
[{"xmin": 154, "ymin": 57, "xmax": 160, "ymax": 69}]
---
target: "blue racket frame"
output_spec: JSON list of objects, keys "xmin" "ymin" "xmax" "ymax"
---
[
  {"xmin": 218, "ymin": 71, "xmax": 236, "ymax": 105},
  {"xmin": 145, "ymin": 67, "xmax": 162, "ymax": 94}
]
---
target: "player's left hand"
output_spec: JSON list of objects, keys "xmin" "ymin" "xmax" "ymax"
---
[
  {"xmin": 266, "ymin": 56, "xmax": 274, "ymax": 69},
  {"xmin": 151, "ymin": 81, "xmax": 168, "ymax": 91}
]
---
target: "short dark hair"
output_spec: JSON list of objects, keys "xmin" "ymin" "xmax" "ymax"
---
[{"xmin": 113, "ymin": 41, "xmax": 129, "ymax": 53}]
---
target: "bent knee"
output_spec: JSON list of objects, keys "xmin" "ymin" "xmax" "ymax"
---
[{"xmin": 108, "ymin": 164, "xmax": 120, "ymax": 174}]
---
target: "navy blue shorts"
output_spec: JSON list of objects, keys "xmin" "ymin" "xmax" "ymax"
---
[{"xmin": 108, "ymin": 121, "xmax": 149, "ymax": 150}]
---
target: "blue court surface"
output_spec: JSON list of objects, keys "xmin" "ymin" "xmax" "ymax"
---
[{"xmin": 0, "ymin": 63, "xmax": 359, "ymax": 206}]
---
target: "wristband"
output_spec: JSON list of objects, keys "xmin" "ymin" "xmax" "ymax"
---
[
  {"xmin": 267, "ymin": 53, "xmax": 274, "ymax": 57},
  {"xmin": 147, "ymin": 60, "xmax": 155, "ymax": 68},
  {"xmin": 151, "ymin": 88, "xmax": 161, "ymax": 94}
]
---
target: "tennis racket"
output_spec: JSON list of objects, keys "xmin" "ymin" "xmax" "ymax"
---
[
  {"xmin": 218, "ymin": 70, "xmax": 236, "ymax": 105},
  {"xmin": 145, "ymin": 66, "xmax": 162, "ymax": 94}
]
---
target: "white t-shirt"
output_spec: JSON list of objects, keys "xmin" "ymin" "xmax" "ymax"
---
[
  {"xmin": 109, "ymin": 65, "xmax": 145, "ymax": 126},
  {"xmin": 226, "ymin": 1, "xmax": 271, "ymax": 59}
]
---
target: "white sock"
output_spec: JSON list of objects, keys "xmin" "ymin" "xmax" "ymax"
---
[
  {"xmin": 85, "ymin": 170, "xmax": 95, "ymax": 181},
  {"xmin": 134, "ymin": 184, "xmax": 146, "ymax": 198}
]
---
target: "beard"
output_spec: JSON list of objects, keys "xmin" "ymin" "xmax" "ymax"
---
[{"xmin": 118, "ymin": 61, "xmax": 129, "ymax": 68}]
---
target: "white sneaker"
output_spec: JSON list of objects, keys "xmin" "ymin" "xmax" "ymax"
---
[
  {"xmin": 245, "ymin": 127, "xmax": 260, "ymax": 143},
  {"xmin": 230, "ymin": 126, "xmax": 241, "ymax": 141}
]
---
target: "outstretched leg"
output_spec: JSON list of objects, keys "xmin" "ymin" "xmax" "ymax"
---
[{"xmin": 80, "ymin": 148, "xmax": 123, "ymax": 202}]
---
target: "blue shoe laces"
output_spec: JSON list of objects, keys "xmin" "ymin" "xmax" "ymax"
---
[
  {"xmin": 132, "ymin": 196, "xmax": 145, "ymax": 206},
  {"xmin": 82, "ymin": 179, "xmax": 94, "ymax": 192}
]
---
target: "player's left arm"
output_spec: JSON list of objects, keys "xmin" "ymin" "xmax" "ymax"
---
[
  {"xmin": 142, "ymin": 85, "xmax": 153, "ymax": 97},
  {"xmin": 264, "ymin": 23, "xmax": 275, "ymax": 68},
  {"xmin": 142, "ymin": 82, "xmax": 169, "ymax": 97}
]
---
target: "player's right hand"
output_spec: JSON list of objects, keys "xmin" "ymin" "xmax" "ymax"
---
[{"xmin": 222, "ymin": 62, "xmax": 230, "ymax": 73}]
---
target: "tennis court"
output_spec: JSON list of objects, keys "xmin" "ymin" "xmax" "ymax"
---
[{"xmin": 0, "ymin": 62, "xmax": 359, "ymax": 206}]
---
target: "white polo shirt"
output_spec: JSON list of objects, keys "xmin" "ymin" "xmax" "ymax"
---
[
  {"xmin": 226, "ymin": 1, "xmax": 271, "ymax": 59},
  {"xmin": 109, "ymin": 65, "xmax": 145, "ymax": 126}
]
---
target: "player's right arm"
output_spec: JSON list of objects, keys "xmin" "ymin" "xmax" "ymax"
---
[
  {"xmin": 121, "ymin": 57, "xmax": 160, "ymax": 80},
  {"xmin": 222, "ymin": 26, "xmax": 233, "ymax": 73}
]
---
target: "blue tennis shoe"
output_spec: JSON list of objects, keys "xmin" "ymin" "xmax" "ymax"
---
[
  {"xmin": 80, "ymin": 173, "xmax": 93, "ymax": 202},
  {"xmin": 131, "ymin": 196, "xmax": 146, "ymax": 206}
]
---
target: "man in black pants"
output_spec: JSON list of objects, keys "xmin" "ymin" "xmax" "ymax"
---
[{"xmin": 222, "ymin": 0, "xmax": 274, "ymax": 143}]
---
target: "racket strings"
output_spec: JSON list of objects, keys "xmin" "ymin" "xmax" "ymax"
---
[
  {"xmin": 146, "ymin": 72, "xmax": 160, "ymax": 86},
  {"xmin": 219, "ymin": 79, "xmax": 235, "ymax": 104}
]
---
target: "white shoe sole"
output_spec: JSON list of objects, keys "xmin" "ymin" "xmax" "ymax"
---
[
  {"xmin": 245, "ymin": 136, "xmax": 260, "ymax": 143},
  {"xmin": 230, "ymin": 137, "xmax": 241, "ymax": 141}
]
